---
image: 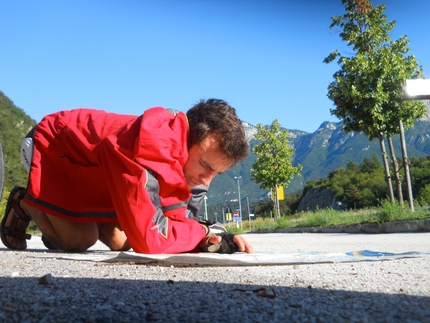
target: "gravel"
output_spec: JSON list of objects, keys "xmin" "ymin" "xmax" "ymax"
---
[{"xmin": 0, "ymin": 233, "xmax": 429, "ymax": 322}]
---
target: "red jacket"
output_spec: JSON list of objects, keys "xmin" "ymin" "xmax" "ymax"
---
[{"xmin": 25, "ymin": 107, "xmax": 206, "ymax": 253}]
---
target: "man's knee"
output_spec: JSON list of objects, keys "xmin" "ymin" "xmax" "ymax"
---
[
  {"xmin": 61, "ymin": 236, "xmax": 98, "ymax": 252},
  {"xmin": 100, "ymin": 235, "xmax": 131, "ymax": 251},
  {"xmin": 52, "ymin": 221, "xmax": 99, "ymax": 252},
  {"xmin": 108, "ymin": 241, "xmax": 131, "ymax": 252},
  {"xmin": 97, "ymin": 222, "xmax": 130, "ymax": 251}
]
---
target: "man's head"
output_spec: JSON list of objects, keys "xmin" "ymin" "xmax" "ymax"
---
[
  {"xmin": 187, "ymin": 99, "xmax": 248, "ymax": 164},
  {"xmin": 184, "ymin": 99, "xmax": 249, "ymax": 189}
]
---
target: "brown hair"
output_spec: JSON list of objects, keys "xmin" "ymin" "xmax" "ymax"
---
[{"xmin": 187, "ymin": 99, "xmax": 248, "ymax": 166}]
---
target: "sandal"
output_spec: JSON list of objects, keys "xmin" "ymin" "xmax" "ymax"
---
[{"xmin": 1, "ymin": 187, "xmax": 32, "ymax": 250}]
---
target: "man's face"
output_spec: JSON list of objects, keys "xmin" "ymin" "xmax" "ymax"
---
[{"xmin": 184, "ymin": 134, "xmax": 232, "ymax": 190}]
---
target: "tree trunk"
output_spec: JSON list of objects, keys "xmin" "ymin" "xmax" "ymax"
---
[
  {"xmin": 399, "ymin": 120, "xmax": 414, "ymax": 211},
  {"xmin": 378, "ymin": 133, "xmax": 395, "ymax": 202},
  {"xmin": 273, "ymin": 184, "xmax": 281, "ymax": 221},
  {"xmin": 387, "ymin": 135, "xmax": 404, "ymax": 206}
]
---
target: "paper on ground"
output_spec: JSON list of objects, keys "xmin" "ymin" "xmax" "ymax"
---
[{"xmin": 33, "ymin": 250, "xmax": 430, "ymax": 267}]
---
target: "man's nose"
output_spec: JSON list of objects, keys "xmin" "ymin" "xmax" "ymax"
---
[{"xmin": 200, "ymin": 171, "xmax": 217, "ymax": 187}]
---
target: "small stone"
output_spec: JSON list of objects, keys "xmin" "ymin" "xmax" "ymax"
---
[
  {"xmin": 39, "ymin": 273, "xmax": 55, "ymax": 285},
  {"xmin": 145, "ymin": 311, "xmax": 154, "ymax": 320}
]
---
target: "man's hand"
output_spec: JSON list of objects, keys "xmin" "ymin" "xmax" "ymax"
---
[
  {"xmin": 197, "ymin": 232, "xmax": 253, "ymax": 254},
  {"xmin": 233, "ymin": 235, "xmax": 253, "ymax": 253}
]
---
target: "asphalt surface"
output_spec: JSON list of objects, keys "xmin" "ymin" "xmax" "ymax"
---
[{"xmin": 1, "ymin": 232, "xmax": 429, "ymax": 322}]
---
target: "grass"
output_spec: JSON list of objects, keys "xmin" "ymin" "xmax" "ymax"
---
[{"xmin": 226, "ymin": 200, "xmax": 430, "ymax": 234}]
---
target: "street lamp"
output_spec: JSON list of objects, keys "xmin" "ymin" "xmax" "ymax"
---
[
  {"xmin": 228, "ymin": 199, "xmax": 238, "ymax": 227},
  {"xmin": 234, "ymin": 176, "xmax": 242, "ymax": 228},
  {"xmin": 403, "ymin": 79, "xmax": 430, "ymax": 100},
  {"xmin": 204, "ymin": 196, "xmax": 208, "ymax": 220},
  {"xmin": 401, "ymin": 79, "xmax": 430, "ymax": 212},
  {"xmin": 246, "ymin": 196, "xmax": 252, "ymax": 230}
]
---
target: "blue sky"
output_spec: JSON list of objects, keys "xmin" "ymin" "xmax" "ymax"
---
[{"xmin": 1, "ymin": 0, "xmax": 429, "ymax": 133}]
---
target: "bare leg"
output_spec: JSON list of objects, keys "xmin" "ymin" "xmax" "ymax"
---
[
  {"xmin": 97, "ymin": 222, "xmax": 131, "ymax": 251},
  {"xmin": 20, "ymin": 200, "xmax": 98, "ymax": 252},
  {"xmin": 5, "ymin": 198, "xmax": 128, "ymax": 252}
]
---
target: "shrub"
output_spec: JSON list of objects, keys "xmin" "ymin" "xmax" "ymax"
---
[{"xmin": 377, "ymin": 200, "xmax": 410, "ymax": 222}]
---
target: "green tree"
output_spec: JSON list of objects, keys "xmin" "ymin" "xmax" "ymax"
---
[
  {"xmin": 359, "ymin": 153, "xmax": 382, "ymax": 174},
  {"xmin": 280, "ymin": 191, "xmax": 302, "ymax": 215},
  {"xmin": 308, "ymin": 156, "xmax": 387, "ymax": 209},
  {"xmin": 410, "ymin": 156, "xmax": 430, "ymax": 204},
  {"xmin": 251, "ymin": 199, "xmax": 274, "ymax": 219},
  {"xmin": 324, "ymin": 0, "xmax": 426, "ymax": 209},
  {"xmin": 251, "ymin": 120, "xmax": 302, "ymax": 220},
  {"xmin": 416, "ymin": 184, "xmax": 430, "ymax": 205}
]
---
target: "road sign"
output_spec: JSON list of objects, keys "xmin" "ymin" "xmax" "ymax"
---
[{"xmin": 233, "ymin": 211, "xmax": 241, "ymax": 221}]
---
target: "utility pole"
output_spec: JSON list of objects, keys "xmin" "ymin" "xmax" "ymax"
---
[
  {"xmin": 399, "ymin": 120, "xmax": 414, "ymax": 211},
  {"xmin": 204, "ymin": 196, "xmax": 208, "ymax": 220},
  {"xmin": 246, "ymin": 196, "xmax": 251, "ymax": 230},
  {"xmin": 402, "ymin": 79, "xmax": 430, "ymax": 211},
  {"xmin": 234, "ymin": 176, "xmax": 242, "ymax": 229}
]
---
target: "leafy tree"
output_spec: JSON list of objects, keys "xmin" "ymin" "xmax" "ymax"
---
[
  {"xmin": 409, "ymin": 156, "xmax": 430, "ymax": 203},
  {"xmin": 306, "ymin": 155, "xmax": 387, "ymax": 209},
  {"xmin": 330, "ymin": 168, "xmax": 350, "ymax": 200},
  {"xmin": 250, "ymin": 194, "xmax": 301, "ymax": 218},
  {"xmin": 324, "ymin": 0, "xmax": 426, "ymax": 208},
  {"xmin": 280, "ymin": 191, "xmax": 302, "ymax": 215},
  {"xmin": 416, "ymin": 184, "xmax": 430, "ymax": 205},
  {"xmin": 359, "ymin": 153, "xmax": 382, "ymax": 174},
  {"xmin": 302, "ymin": 154, "xmax": 430, "ymax": 210},
  {"xmin": 251, "ymin": 199, "xmax": 274, "ymax": 219},
  {"xmin": 346, "ymin": 161, "xmax": 359, "ymax": 173},
  {"xmin": 251, "ymin": 120, "xmax": 302, "ymax": 220}
]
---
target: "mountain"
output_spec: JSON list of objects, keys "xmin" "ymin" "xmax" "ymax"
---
[
  {"xmin": 207, "ymin": 101, "xmax": 430, "ymax": 205},
  {"xmin": 285, "ymin": 119, "xmax": 430, "ymax": 193}
]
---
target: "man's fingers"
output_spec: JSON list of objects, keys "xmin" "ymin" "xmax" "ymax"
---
[
  {"xmin": 208, "ymin": 235, "xmax": 222, "ymax": 244},
  {"xmin": 200, "ymin": 233, "xmax": 253, "ymax": 254},
  {"xmin": 241, "ymin": 237, "xmax": 254, "ymax": 253},
  {"xmin": 233, "ymin": 235, "xmax": 244, "ymax": 251},
  {"xmin": 198, "ymin": 233, "xmax": 221, "ymax": 248},
  {"xmin": 233, "ymin": 235, "xmax": 254, "ymax": 254}
]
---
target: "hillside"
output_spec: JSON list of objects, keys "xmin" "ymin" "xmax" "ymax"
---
[
  {"xmin": 1, "ymin": 90, "xmax": 429, "ymax": 208},
  {"xmin": 0, "ymin": 91, "xmax": 36, "ymax": 191},
  {"xmin": 285, "ymin": 118, "xmax": 430, "ymax": 193}
]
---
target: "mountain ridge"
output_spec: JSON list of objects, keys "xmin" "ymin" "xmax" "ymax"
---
[{"xmin": 227, "ymin": 100, "xmax": 430, "ymax": 203}]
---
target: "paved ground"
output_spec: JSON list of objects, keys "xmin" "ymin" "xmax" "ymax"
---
[{"xmin": 0, "ymin": 233, "xmax": 429, "ymax": 322}]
